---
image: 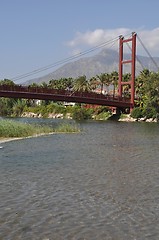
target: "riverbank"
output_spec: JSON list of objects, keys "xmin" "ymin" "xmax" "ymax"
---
[
  {"xmin": 119, "ymin": 114, "xmax": 157, "ymax": 122},
  {"xmin": 0, "ymin": 132, "xmax": 55, "ymax": 144},
  {"xmin": 21, "ymin": 111, "xmax": 158, "ymax": 122},
  {"xmin": 0, "ymin": 119, "xmax": 80, "ymax": 144}
]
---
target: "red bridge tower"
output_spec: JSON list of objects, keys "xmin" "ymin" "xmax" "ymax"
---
[{"xmin": 118, "ymin": 32, "xmax": 137, "ymax": 111}]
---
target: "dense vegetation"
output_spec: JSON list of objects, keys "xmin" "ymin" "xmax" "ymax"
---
[
  {"xmin": 131, "ymin": 69, "xmax": 159, "ymax": 120},
  {"xmin": 0, "ymin": 69, "xmax": 159, "ymax": 120},
  {"xmin": 0, "ymin": 119, "xmax": 80, "ymax": 138}
]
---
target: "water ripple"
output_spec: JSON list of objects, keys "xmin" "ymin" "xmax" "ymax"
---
[{"xmin": 0, "ymin": 120, "xmax": 159, "ymax": 239}]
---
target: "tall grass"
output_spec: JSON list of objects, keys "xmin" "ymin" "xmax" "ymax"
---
[
  {"xmin": 55, "ymin": 123, "xmax": 80, "ymax": 133},
  {"xmin": 0, "ymin": 119, "xmax": 80, "ymax": 138}
]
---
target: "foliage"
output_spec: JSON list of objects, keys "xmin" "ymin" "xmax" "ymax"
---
[
  {"xmin": 130, "ymin": 107, "xmax": 143, "ymax": 119},
  {"xmin": 0, "ymin": 79, "xmax": 15, "ymax": 86},
  {"xmin": 73, "ymin": 75, "xmax": 91, "ymax": 92},
  {"xmin": 0, "ymin": 98, "xmax": 14, "ymax": 116},
  {"xmin": 135, "ymin": 69, "xmax": 159, "ymax": 119},
  {"xmin": 54, "ymin": 123, "xmax": 80, "ymax": 133},
  {"xmin": 71, "ymin": 106, "xmax": 92, "ymax": 120},
  {"xmin": 24, "ymin": 102, "xmax": 67, "ymax": 117},
  {"xmin": 0, "ymin": 119, "xmax": 53, "ymax": 137},
  {"xmin": 0, "ymin": 119, "xmax": 80, "ymax": 138},
  {"xmin": 96, "ymin": 73, "xmax": 111, "ymax": 94},
  {"xmin": 49, "ymin": 78, "xmax": 74, "ymax": 90},
  {"xmin": 94, "ymin": 111, "xmax": 111, "ymax": 120},
  {"xmin": 12, "ymin": 99, "xmax": 27, "ymax": 117},
  {"xmin": 142, "ymin": 106, "xmax": 157, "ymax": 119},
  {"xmin": 46, "ymin": 103, "xmax": 66, "ymax": 114},
  {"xmin": 94, "ymin": 106, "xmax": 110, "ymax": 115},
  {"xmin": 93, "ymin": 106, "xmax": 111, "ymax": 120}
]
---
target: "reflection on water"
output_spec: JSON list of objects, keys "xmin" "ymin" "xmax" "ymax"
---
[{"xmin": 0, "ymin": 119, "xmax": 159, "ymax": 239}]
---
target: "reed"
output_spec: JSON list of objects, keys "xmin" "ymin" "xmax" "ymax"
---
[
  {"xmin": 0, "ymin": 119, "xmax": 80, "ymax": 138},
  {"xmin": 54, "ymin": 123, "xmax": 80, "ymax": 133}
]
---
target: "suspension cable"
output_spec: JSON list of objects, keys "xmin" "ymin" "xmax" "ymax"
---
[
  {"xmin": 137, "ymin": 34, "xmax": 159, "ymax": 71},
  {"xmin": 12, "ymin": 36, "xmax": 120, "ymax": 82},
  {"xmin": 125, "ymin": 42, "xmax": 146, "ymax": 70}
]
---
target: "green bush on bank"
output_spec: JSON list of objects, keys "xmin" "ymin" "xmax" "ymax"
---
[
  {"xmin": 93, "ymin": 111, "xmax": 111, "ymax": 120},
  {"xmin": 142, "ymin": 107, "xmax": 157, "ymax": 119},
  {"xmin": 23, "ymin": 103, "xmax": 67, "ymax": 117},
  {"xmin": 22, "ymin": 104, "xmax": 112, "ymax": 121},
  {"xmin": 92, "ymin": 106, "xmax": 111, "ymax": 120},
  {"xmin": 130, "ymin": 107, "xmax": 143, "ymax": 119},
  {"xmin": 130, "ymin": 106, "xmax": 158, "ymax": 120},
  {"xmin": 71, "ymin": 106, "xmax": 93, "ymax": 120}
]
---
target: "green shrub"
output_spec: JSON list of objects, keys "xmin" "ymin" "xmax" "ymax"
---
[
  {"xmin": 142, "ymin": 107, "xmax": 157, "ymax": 119},
  {"xmin": 94, "ymin": 111, "xmax": 111, "ymax": 120},
  {"xmin": 72, "ymin": 106, "xmax": 92, "ymax": 120},
  {"xmin": 130, "ymin": 107, "xmax": 143, "ymax": 119}
]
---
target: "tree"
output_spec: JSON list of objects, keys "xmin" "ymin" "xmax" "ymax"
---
[
  {"xmin": 122, "ymin": 73, "xmax": 131, "ymax": 97},
  {"xmin": 89, "ymin": 76, "xmax": 98, "ymax": 91},
  {"xmin": 73, "ymin": 75, "xmax": 90, "ymax": 92},
  {"xmin": 12, "ymin": 99, "xmax": 26, "ymax": 116},
  {"xmin": 134, "ymin": 69, "xmax": 159, "ymax": 118},
  {"xmin": 0, "ymin": 79, "xmax": 15, "ymax": 86},
  {"xmin": 28, "ymin": 82, "xmax": 39, "ymax": 88},
  {"xmin": 96, "ymin": 73, "xmax": 111, "ymax": 94},
  {"xmin": 49, "ymin": 78, "xmax": 74, "ymax": 90},
  {"xmin": 40, "ymin": 82, "xmax": 48, "ymax": 88},
  {"xmin": 110, "ymin": 71, "xmax": 118, "ymax": 96},
  {"xmin": 0, "ymin": 98, "xmax": 14, "ymax": 116}
]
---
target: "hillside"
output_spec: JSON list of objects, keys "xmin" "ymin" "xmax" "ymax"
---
[{"xmin": 24, "ymin": 48, "xmax": 159, "ymax": 85}]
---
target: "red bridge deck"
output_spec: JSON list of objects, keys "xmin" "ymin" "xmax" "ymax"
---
[{"xmin": 0, "ymin": 85, "xmax": 133, "ymax": 109}]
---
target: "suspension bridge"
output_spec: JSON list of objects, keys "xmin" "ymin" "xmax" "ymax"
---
[{"xmin": 0, "ymin": 32, "xmax": 156, "ymax": 112}]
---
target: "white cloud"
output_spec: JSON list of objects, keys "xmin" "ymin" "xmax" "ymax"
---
[
  {"xmin": 67, "ymin": 28, "xmax": 159, "ymax": 57},
  {"xmin": 137, "ymin": 28, "xmax": 159, "ymax": 56},
  {"xmin": 67, "ymin": 28, "xmax": 130, "ymax": 47}
]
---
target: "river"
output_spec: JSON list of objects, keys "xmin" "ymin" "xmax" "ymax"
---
[{"xmin": 0, "ymin": 118, "xmax": 159, "ymax": 240}]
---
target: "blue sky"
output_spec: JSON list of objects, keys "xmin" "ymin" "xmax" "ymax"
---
[{"xmin": 1, "ymin": 0, "xmax": 159, "ymax": 82}]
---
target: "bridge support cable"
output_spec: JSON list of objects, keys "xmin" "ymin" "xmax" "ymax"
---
[
  {"xmin": 125, "ymin": 41, "xmax": 146, "ymax": 71},
  {"xmin": 118, "ymin": 32, "xmax": 137, "ymax": 110},
  {"xmin": 11, "ymin": 37, "xmax": 120, "ymax": 82},
  {"xmin": 137, "ymin": 35, "xmax": 159, "ymax": 71}
]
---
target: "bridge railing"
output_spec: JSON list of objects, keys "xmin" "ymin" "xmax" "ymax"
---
[{"xmin": 0, "ymin": 84, "xmax": 131, "ymax": 103}]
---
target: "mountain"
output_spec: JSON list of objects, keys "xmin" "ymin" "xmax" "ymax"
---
[{"xmin": 24, "ymin": 48, "xmax": 159, "ymax": 85}]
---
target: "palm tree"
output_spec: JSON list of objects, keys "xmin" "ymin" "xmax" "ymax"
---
[
  {"xmin": 96, "ymin": 73, "xmax": 110, "ymax": 94},
  {"xmin": 89, "ymin": 76, "xmax": 98, "ymax": 91},
  {"xmin": 73, "ymin": 75, "xmax": 90, "ymax": 92},
  {"xmin": 40, "ymin": 82, "xmax": 48, "ymax": 88},
  {"xmin": 0, "ymin": 79, "xmax": 15, "ymax": 86},
  {"xmin": 48, "ymin": 78, "xmax": 74, "ymax": 90},
  {"xmin": 110, "ymin": 71, "xmax": 118, "ymax": 96},
  {"xmin": 62, "ymin": 77, "xmax": 74, "ymax": 90},
  {"xmin": 48, "ymin": 79, "xmax": 58, "ymax": 89},
  {"xmin": 12, "ymin": 99, "xmax": 26, "ymax": 116},
  {"xmin": 122, "ymin": 73, "xmax": 131, "ymax": 97},
  {"xmin": 28, "ymin": 82, "xmax": 39, "ymax": 88}
]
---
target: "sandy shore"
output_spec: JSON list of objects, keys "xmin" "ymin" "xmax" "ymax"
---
[
  {"xmin": 0, "ymin": 132, "xmax": 56, "ymax": 144},
  {"xmin": 0, "ymin": 137, "xmax": 23, "ymax": 144}
]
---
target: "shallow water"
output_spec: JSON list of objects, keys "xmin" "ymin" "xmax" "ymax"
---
[{"xmin": 0, "ymin": 119, "xmax": 159, "ymax": 239}]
